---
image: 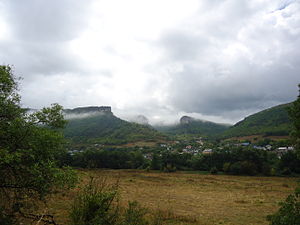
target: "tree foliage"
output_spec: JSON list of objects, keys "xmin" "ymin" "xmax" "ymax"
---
[
  {"xmin": 288, "ymin": 84, "xmax": 300, "ymax": 149},
  {"xmin": 267, "ymin": 187, "xmax": 300, "ymax": 225},
  {"xmin": 0, "ymin": 65, "xmax": 76, "ymax": 224},
  {"xmin": 267, "ymin": 85, "xmax": 300, "ymax": 224},
  {"xmin": 70, "ymin": 178, "xmax": 157, "ymax": 225}
]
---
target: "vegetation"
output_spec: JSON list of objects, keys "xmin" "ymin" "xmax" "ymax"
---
[
  {"xmin": 155, "ymin": 117, "xmax": 229, "ymax": 137},
  {"xmin": 267, "ymin": 186, "xmax": 300, "ymax": 225},
  {"xmin": 69, "ymin": 149, "xmax": 147, "ymax": 169},
  {"xmin": 70, "ymin": 177, "xmax": 159, "ymax": 225},
  {"xmin": 48, "ymin": 170, "xmax": 299, "ymax": 225},
  {"xmin": 288, "ymin": 84, "xmax": 300, "ymax": 150},
  {"xmin": 267, "ymin": 85, "xmax": 300, "ymax": 225},
  {"xmin": 64, "ymin": 112, "xmax": 166, "ymax": 145},
  {"xmin": 0, "ymin": 65, "xmax": 77, "ymax": 224},
  {"xmin": 222, "ymin": 103, "xmax": 292, "ymax": 138},
  {"xmin": 64, "ymin": 144, "xmax": 300, "ymax": 176}
]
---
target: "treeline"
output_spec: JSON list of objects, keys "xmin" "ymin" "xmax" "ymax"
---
[{"xmin": 60, "ymin": 146, "xmax": 300, "ymax": 176}]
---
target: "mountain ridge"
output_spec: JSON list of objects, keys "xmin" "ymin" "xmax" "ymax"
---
[{"xmin": 222, "ymin": 103, "xmax": 292, "ymax": 138}]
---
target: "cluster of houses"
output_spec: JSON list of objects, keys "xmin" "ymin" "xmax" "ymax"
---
[
  {"xmin": 234, "ymin": 142, "xmax": 294, "ymax": 156},
  {"xmin": 154, "ymin": 138, "xmax": 296, "ymax": 158}
]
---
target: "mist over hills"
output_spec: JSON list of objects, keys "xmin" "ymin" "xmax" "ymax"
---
[
  {"xmin": 155, "ymin": 115, "xmax": 231, "ymax": 136},
  {"xmin": 27, "ymin": 101, "xmax": 293, "ymax": 142},
  {"xmin": 63, "ymin": 102, "xmax": 293, "ymax": 141},
  {"xmin": 63, "ymin": 106, "xmax": 165, "ymax": 145}
]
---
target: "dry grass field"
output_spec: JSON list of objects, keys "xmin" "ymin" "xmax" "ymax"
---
[{"xmin": 47, "ymin": 169, "xmax": 298, "ymax": 225}]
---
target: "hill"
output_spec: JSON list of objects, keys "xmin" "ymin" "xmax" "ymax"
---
[
  {"xmin": 63, "ymin": 106, "xmax": 165, "ymax": 145},
  {"xmin": 155, "ymin": 116, "xmax": 230, "ymax": 137},
  {"xmin": 222, "ymin": 103, "xmax": 292, "ymax": 138}
]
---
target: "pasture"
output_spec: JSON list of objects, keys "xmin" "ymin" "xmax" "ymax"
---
[{"xmin": 48, "ymin": 170, "xmax": 298, "ymax": 225}]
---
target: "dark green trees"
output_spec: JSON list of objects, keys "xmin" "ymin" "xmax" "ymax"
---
[
  {"xmin": 0, "ymin": 65, "xmax": 76, "ymax": 223},
  {"xmin": 289, "ymin": 84, "xmax": 300, "ymax": 150},
  {"xmin": 267, "ymin": 187, "xmax": 300, "ymax": 225},
  {"xmin": 267, "ymin": 85, "xmax": 300, "ymax": 225}
]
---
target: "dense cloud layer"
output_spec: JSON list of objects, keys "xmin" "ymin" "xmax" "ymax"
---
[{"xmin": 0, "ymin": 0, "xmax": 299, "ymax": 124}]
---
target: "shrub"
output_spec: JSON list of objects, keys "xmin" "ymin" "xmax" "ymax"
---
[
  {"xmin": 229, "ymin": 162, "xmax": 242, "ymax": 175},
  {"xmin": 267, "ymin": 187, "xmax": 300, "ymax": 225},
  {"xmin": 210, "ymin": 167, "xmax": 218, "ymax": 174},
  {"xmin": 223, "ymin": 162, "xmax": 231, "ymax": 173},
  {"xmin": 281, "ymin": 167, "xmax": 292, "ymax": 176},
  {"xmin": 240, "ymin": 161, "xmax": 257, "ymax": 176},
  {"xmin": 121, "ymin": 201, "xmax": 149, "ymax": 225},
  {"xmin": 70, "ymin": 178, "xmax": 119, "ymax": 225},
  {"xmin": 163, "ymin": 164, "xmax": 176, "ymax": 173},
  {"xmin": 70, "ymin": 178, "xmax": 159, "ymax": 225}
]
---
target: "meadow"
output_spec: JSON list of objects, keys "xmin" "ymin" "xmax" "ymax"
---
[{"xmin": 48, "ymin": 170, "xmax": 298, "ymax": 225}]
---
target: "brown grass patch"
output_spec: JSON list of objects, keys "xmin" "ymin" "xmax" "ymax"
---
[{"xmin": 47, "ymin": 169, "xmax": 298, "ymax": 225}]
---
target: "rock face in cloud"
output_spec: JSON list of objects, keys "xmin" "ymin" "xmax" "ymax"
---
[
  {"xmin": 129, "ymin": 115, "xmax": 149, "ymax": 125},
  {"xmin": 180, "ymin": 116, "xmax": 195, "ymax": 125},
  {"xmin": 0, "ymin": 0, "xmax": 299, "ymax": 124}
]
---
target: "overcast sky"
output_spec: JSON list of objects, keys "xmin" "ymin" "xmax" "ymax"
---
[{"xmin": 0, "ymin": 0, "xmax": 299, "ymax": 125}]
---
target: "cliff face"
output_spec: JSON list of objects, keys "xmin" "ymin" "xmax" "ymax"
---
[
  {"xmin": 64, "ymin": 106, "xmax": 112, "ymax": 114},
  {"xmin": 180, "ymin": 116, "xmax": 195, "ymax": 125}
]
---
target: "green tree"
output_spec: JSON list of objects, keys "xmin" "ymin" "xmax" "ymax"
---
[
  {"xmin": 0, "ymin": 65, "xmax": 76, "ymax": 224},
  {"xmin": 151, "ymin": 153, "xmax": 161, "ymax": 170},
  {"xmin": 70, "ymin": 178, "xmax": 119, "ymax": 225},
  {"xmin": 267, "ymin": 186, "xmax": 300, "ymax": 225},
  {"xmin": 267, "ymin": 85, "xmax": 300, "ymax": 224},
  {"xmin": 289, "ymin": 84, "xmax": 300, "ymax": 150}
]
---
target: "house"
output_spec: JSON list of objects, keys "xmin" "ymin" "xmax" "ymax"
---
[
  {"xmin": 202, "ymin": 149, "xmax": 213, "ymax": 154},
  {"xmin": 273, "ymin": 146, "xmax": 294, "ymax": 156}
]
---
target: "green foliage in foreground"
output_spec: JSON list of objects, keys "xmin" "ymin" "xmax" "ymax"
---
[
  {"xmin": 288, "ymin": 84, "xmax": 300, "ymax": 150},
  {"xmin": 70, "ymin": 178, "xmax": 160, "ymax": 225},
  {"xmin": 267, "ymin": 186, "xmax": 300, "ymax": 225},
  {"xmin": 222, "ymin": 103, "xmax": 292, "ymax": 138},
  {"xmin": 267, "ymin": 85, "xmax": 300, "ymax": 225},
  {"xmin": 0, "ymin": 65, "xmax": 77, "ymax": 224}
]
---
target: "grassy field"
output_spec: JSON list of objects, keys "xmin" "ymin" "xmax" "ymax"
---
[{"xmin": 47, "ymin": 170, "xmax": 298, "ymax": 225}]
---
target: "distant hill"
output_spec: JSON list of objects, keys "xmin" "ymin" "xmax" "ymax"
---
[
  {"xmin": 63, "ymin": 106, "xmax": 165, "ymax": 145},
  {"xmin": 128, "ymin": 115, "xmax": 149, "ymax": 125},
  {"xmin": 155, "ymin": 116, "xmax": 230, "ymax": 136},
  {"xmin": 222, "ymin": 103, "xmax": 292, "ymax": 138}
]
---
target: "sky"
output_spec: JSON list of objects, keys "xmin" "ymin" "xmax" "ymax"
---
[{"xmin": 0, "ymin": 0, "xmax": 299, "ymax": 125}]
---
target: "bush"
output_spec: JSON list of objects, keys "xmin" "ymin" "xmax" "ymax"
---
[
  {"xmin": 210, "ymin": 167, "xmax": 218, "ymax": 174},
  {"xmin": 267, "ymin": 187, "xmax": 300, "ymax": 225},
  {"xmin": 70, "ymin": 178, "xmax": 119, "ymax": 225},
  {"xmin": 121, "ymin": 201, "xmax": 149, "ymax": 225},
  {"xmin": 163, "ymin": 164, "xmax": 176, "ymax": 173},
  {"xmin": 281, "ymin": 167, "xmax": 292, "ymax": 176},
  {"xmin": 70, "ymin": 178, "xmax": 160, "ymax": 225},
  {"xmin": 227, "ymin": 161, "xmax": 258, "ymax": 175},
  {"xmin": 240, "ymin": 161, "xmax": 257, "ymax": 176},
  {"xmin": 223, "ymin": 162, "xmax": 231, "ymax": 173},
  {"xmin": 229, "ymin": 162, "xmax": 242, "ymax": 175}
]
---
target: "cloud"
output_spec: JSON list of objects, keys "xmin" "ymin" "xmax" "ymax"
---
[
  {"xmin": 0, "ymin": 0, "xmax": 93, "ymax": 78},
  {"xmin": 0, "ymin": 0, "xmax": 299, "ymax": 125},
  {"xmin": 156, "ymin": 0, "xmax": 300, "ymax": 121}
]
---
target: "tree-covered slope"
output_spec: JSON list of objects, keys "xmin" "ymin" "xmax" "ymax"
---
[
  {"xmin": 222, "ymin": 103, "xmax": 292, "ymax": 138},
  {"xmin": 63, "ymin": 108, "xmax": 165, "ymax": 144},
  {"xmin": 155, "ymin": 116, "xmax": 230, "ymax": 136}
]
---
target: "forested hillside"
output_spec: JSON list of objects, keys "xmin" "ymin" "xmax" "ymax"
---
[
  {"xmin": 64, "ymin": 109, "xmax": 165, "ymax": 144},
  {"xmin": 155, "ymin": 116, "xmax": 230, "ymax": 137},
  {"xmin": 222, "ymin": 103, "xmax": 292, "ymax": 138}
]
